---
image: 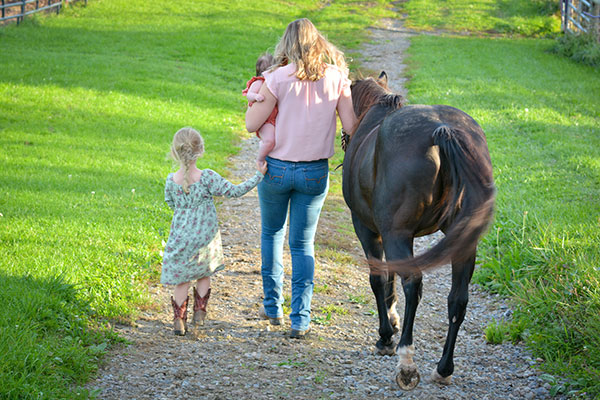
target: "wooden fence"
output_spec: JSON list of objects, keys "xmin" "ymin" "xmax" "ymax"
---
[
  {"xmin": 562, "ymin": 0, "xmax": 600, "ymax": 37},
  {"xmin": 0, "ymin": 0, "xmax": 86, "ymax": 25}
]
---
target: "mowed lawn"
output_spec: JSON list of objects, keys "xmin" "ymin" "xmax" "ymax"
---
[{"xmin": 0, "ymin": 1, "xmax": 392, "ymax": 398}]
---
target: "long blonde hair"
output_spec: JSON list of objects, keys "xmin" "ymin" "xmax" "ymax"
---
[
  {"xmin": 272, "ymin": 18, "xmax": 347, "ymax": 81},
  {"xmin": 170, "ymin": 127, "xmax": 204, "ymax": 194}
]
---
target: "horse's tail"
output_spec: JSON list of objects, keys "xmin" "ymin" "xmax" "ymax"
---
[{"xmin": 369, "ymin": 125, "xmax": 496, "ymax": 275}]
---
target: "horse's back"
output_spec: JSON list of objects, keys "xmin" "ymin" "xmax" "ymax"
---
[
  {"xmin": 372, "ymin": 104, "xmax": 491, "ymax": 235},
  {"xmin": 379, "ymin": 105, "xmax": 485, "ymax": 147}
]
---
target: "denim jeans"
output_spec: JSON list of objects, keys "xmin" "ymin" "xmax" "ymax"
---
[{"xmin": 258, "ymin": 156, "xmax": 329, "ymax": 331}]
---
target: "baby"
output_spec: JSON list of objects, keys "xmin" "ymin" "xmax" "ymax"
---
[{"xmin": 243, "ymin": 53, "xmax": 278, "ymax": 164}]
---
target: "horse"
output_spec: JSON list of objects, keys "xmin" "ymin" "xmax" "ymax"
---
[{"xmin": 342, "ymin": 72, "xmax": 496, "ymax": 390}]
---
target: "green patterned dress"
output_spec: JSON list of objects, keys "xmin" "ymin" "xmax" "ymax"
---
[{"xmin": 161, "ymin": 169, "xmax": 263, "ymax": 285}]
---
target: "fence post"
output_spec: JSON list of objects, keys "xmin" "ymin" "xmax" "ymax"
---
[
  {"xmin": 1, "ymin": 0, "xmax": 4, "ymax": 20},
  {"xmin": 19, "ymin": 0, "xmax": 25, "ymax": 25},
  {"xmin": 564, "ymin": 0, "xmax": 570, "ymax": 33}
]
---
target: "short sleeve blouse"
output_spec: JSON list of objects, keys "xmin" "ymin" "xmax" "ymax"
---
[{"xmin": 263, "ymin": 63, "xmax": 351, "ymax": 162}]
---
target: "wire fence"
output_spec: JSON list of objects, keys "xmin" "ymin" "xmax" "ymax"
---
[
  {"xmin": 561, "ymin": 0, "xmax": 600, "ymax": 38},
  {"xmin": 0, "ymin": 0, "xmax": 87, "ymax": 25}
]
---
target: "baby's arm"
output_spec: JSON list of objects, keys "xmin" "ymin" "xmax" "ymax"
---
[
  {"xmin": 204, "ymin": 169, "xmax": 264, "ymax": 198},
  {"xmin": 245, "ymin": 80, "xmax": 265, "ymax": 104}
]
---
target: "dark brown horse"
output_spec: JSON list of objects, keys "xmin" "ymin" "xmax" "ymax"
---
[{"xmin": 343, "ymin": 72, "xmax": 496, "ymax": 390}]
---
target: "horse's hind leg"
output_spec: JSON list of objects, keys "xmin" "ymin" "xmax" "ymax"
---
[
  {"xmin": 432, "ymin": 247, "xmax": 476, "ymax": 385},
  {"xmin": 381, "ymin": 234, "xmax": 422, "ymax": 390},
  {"xmin": 350, "ymin": 214, "xmax": 396, "ymax": 355}
]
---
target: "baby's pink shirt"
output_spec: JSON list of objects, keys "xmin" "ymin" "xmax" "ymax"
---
[{"xmin": 263, "ymin": 63, "xmax": 351, "ymax": 162}]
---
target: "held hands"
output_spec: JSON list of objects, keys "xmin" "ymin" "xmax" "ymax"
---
[{"xmin": 256, "ymin": 160, "xmax": 268, "ymax": 176}]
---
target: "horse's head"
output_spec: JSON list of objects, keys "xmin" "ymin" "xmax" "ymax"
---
[{"xmin": 350, "ymin": 71, "xmax": 404, "ymax": 132}]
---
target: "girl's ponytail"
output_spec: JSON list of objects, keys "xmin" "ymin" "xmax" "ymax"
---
[{"xmin": 170, "ymin": 128, "xmax": 205, "ymax": 194}]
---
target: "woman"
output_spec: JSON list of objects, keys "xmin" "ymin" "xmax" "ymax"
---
[{"xmin": 245, "ymin": 18, "xmax": 357, "ymax": 338}]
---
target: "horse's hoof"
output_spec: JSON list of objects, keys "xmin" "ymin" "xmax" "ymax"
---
[
  {"xmin": 395, "ymin": 364, "xmax": 420, "ymax": 390},
  {"xmin": 375, "ymin": 340, "xmax": 396, "ymax": 356},
  {"xmin": 376, "ymin": 346, "xmax": 396, "ymax": 356},
  {"xmin": 430, "ymin": 369, "xmax": 452, "ymax": 385}
]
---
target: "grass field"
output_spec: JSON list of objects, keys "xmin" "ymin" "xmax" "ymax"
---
[
  {"xmin": 0, "ymin": 1, "xmax": 392, "ymax": 398},
  {"xmin": 397, "ymin": 2, "xmax": 600, "ymax": 396}
]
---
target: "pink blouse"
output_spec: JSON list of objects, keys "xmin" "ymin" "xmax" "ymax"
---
[{"xmin": 263, "ymin": 63, "xmax": 351, "ymax": 162}]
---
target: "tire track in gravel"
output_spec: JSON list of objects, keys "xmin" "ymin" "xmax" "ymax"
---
[{"xmin": 89, "ymin": 11, "xmax": 553, "ymax": 400}]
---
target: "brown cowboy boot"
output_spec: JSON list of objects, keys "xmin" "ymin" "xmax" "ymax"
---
[
  {"xmin": 193, "ymin": 287, "xmax": 211, "ymax": 326},
  {"xmin": 171, "ymin": 296, "xmax": 188, "ymax": 336}
]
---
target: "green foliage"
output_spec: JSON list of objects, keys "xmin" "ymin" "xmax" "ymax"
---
[
  {"xmin": 406, "ymin": 33, "xmax": 600, "ymax": 398},
  {"xmin": 0, "ymin": 0, "xmax": 393, "ymax": 397},
  {"xmin": 484, "ymin": 318, "xmax": 525, "ymax": 344},
  {"xmin": 551, "ymin": 32, "xmax": 600, "ymax": 68}
]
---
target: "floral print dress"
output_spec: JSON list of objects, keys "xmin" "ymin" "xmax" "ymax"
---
[{"xmin": 161, "ymin": 169, "xmax": 263, "ymax": 285}]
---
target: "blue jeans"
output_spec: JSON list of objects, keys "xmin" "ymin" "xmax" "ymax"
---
[{"xmin": 258, "ymin": 156, "xmax": 329, "ymax": 331}]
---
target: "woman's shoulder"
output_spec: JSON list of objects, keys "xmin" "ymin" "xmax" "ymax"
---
[
  {"xmin": 265, "ymin": 63, "xmax": 297, "ymax": 81},
  {"xmin": 324, "ymin": 63, "xmax": 349, "ymax": 78}
]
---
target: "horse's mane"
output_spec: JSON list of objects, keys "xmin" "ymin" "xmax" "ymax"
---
[{"xmin": 350, "ymin": 77, "xmax": 404, "ymax": 135}]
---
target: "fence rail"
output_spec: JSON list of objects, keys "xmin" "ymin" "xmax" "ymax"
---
[
  {"xmin": 562, "ymin": 0, "xmax": 600, "ymax": 37},
  {"xmin": 0, "ymin": 0, "xmax": 87, "ymax": 25}
]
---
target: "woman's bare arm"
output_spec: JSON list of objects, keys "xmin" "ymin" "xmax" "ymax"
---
[
  {"xmin": 337, "ymin": 89, "xmax": 358, "ymax": 134},
  {"xmin": 245, "ymin": 83, "xmax": 277, "ymax": 133}
]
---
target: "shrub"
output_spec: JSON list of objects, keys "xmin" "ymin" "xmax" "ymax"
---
[{"xmin": 551, "ymin": 32, "xmax": 600, "ymax": 67}]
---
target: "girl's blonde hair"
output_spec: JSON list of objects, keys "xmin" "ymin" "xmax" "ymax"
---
[
  {"xmin": 272, "ymin": 18, "xmax": 347, "ymax": 81},
  {"xmin": 170, "ymin": 127, "xmax": 204, "ymax": 194}
]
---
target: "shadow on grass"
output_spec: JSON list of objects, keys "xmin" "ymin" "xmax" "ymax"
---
[{"xmin": 0, "ymin": 272, "xmax": 115, "ymax": 399}]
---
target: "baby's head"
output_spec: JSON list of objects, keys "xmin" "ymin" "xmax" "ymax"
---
[
  {"xmin": 170, "ymin": 127, "xmax": 204, "ymax": 167},
  {"xmin": 256, "ymin": 53, "xmax": 275, "ymax": 76}
]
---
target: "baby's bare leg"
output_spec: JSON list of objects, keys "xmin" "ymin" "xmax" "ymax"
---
[{"xmin": 257, "ymin": 123, "xmax": 276, "ymax": 162}]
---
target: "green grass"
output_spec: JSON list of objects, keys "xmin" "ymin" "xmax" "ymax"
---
[
  {"xmin": 400, "ymin": 0, "xmax": 561, "ymax": 36},
  {"xmin": 404, "ymin": 32, "xmax": 600, "ymax": 397},
  {"xmin": 0, "ymin": 0, "xmax": 393, "ymax": 398}
]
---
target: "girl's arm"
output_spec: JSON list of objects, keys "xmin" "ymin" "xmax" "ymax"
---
[
  {"xmin": 245, "ymin": 83, "xmax": 277, "ymax": 133},
  {"xmin": 204, "ymin": 169, "xmax": 264, "ymax": 198},
  {"xmin": 337, "ymin": 87, "xmax": 358, "ymax": 135},
  {"xmin": 245, "ymin": 80, "xmax": 265, "ymax": 103}
]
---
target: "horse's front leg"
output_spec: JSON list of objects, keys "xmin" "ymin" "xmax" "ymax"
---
[
  {"xmin": 382, "ymin": 233, "xmax": 421, "ymax": 390},
  {"xmin": 350, "ymin": 214, "xmax": 395, "ymax": 355},
  {"xmin": 432, "ymin": 247, "xmax": 476, "ymax": 386}
]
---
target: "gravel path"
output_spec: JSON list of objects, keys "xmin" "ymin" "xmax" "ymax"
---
[{"xmin": 89, "ymin": 12, "xmax": 554, "ymax": 400}]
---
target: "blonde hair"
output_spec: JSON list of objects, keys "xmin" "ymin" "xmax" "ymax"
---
[
  {"xmin": 170, "ymin": 127, "xmax": 204, "ymax": 194},
  {"xmin": 272, "ymin": 18, "xmax": 347, "ymax": 81}
]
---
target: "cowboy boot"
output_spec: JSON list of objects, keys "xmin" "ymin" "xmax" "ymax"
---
[
  {"xmin": 193, "ymin": 287, "xmax": 211, "ymax": 326},
  {"xmin": 171, "ymin": 296, "xmax": 188, "ymax": 336}
]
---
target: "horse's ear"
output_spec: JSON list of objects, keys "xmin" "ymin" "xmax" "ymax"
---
[{"xmin": 378, "ymin": 71, "xmax": 388, "ymax": 84}]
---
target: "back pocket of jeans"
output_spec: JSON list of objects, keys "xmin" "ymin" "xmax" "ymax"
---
[
  {"xmin": 302, "ymin": 164, "xmax": 328, "ymax": 194},
  {"xmin": 266, "ymin": 164, "xmax": 285, "ymax": 186}
]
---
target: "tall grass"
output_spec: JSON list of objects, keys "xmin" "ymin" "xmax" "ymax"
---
[
  {"xmin": 405, "ymin": 32, "xmax": 600, "ymax": 397},
  {"xmin": 0, "ymin": 0, "xmax": 393, "ymax": 397}
]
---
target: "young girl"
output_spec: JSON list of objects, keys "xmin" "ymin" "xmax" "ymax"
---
[
  {"xmin": 161, "ymin": 127, "xmax": 267, "ymax": 336},
  {"xmin": 242, "ymin": 53, "xmax": 277, "ymax": 164}
]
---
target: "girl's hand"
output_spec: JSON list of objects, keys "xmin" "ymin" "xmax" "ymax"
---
[{"xmin": 256, "ymin": 160, "xmax": 268, "ymax": 176}]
